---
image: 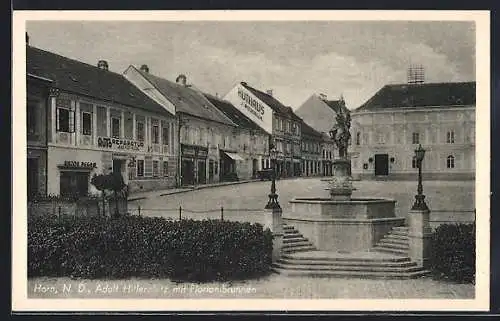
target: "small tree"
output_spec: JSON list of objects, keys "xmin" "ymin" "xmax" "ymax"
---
[
  {"xmin": 91, "ymin": 172, "xmax": 126, "ymax": 217},
  {"xmin": 91, "ymin": 173, "xmax": 108, "ymax": 217},
  {"xmin": 109, "ymin": 171, "xmax": 126, "ymax": 218}
]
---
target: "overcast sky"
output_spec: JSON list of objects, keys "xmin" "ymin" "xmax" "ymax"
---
[{"xmin": 26, "ymin": 20, "xmax": 475, "ymax": 109}]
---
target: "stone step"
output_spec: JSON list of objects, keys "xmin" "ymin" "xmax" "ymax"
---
[
  {"xmin": 283, "ymin": 237, "xmax": 309, "ymax": 244},
  {"xmin": 273, "ymin": 263, "xmax": 423, "ymax": 273},
  {"xmin": 277, "ymin": 258, "xmax": 417, "ymax": 268},
  {"xmin": 384, "ymin": 234, "xmax": 410, "ymax": 241},
  {"xmin": 282, "ymin": 245, "xmax": 316, "ymax": 253},
  {"xmin": 283, "ymin": 232, "xmax": 303, "ymax": 238},
  {"xmin": 376, "ymin": 240, "xmax": 410, "ymax": 249},
  {"xmin": 371, "ymin": 246, "xmax": 409, "ymax": 255},
  {"xmin": 282, "ymin": 253, "xmax": 411, "ymax": 263},
  {"xmin": 282, "ymin": 240, "xmax": 314, "ymax": 249},
  {"xmin": 273, "ymin": 268, "xmax": 431, "ymax": 279},
  {"xmin": 393, "ymin": 226, "xmax": 409, "ymax": 230},
  {"xmin": 389, "ymin": 230, "xmax": 409, "ymax": 237},
  {"xmin": 377, "ymin": 237, "xmax": 409, "ymax": 246}
]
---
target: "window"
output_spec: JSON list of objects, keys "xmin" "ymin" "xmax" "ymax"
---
[
  {"xmin": 446, "ymin": 130, "xmax": 455, "ymax": 144},
  {"xmin": 329, "ymin": 151, "xmax": 332, "ymax": 159},
  {"xmin": 82, "ymin": 112, "xmax": 92, "ymax": 135},
  {"xmin": 111, "ymin": 117, "xmax": 120, "ymax": 138},
  {"xmin": 447, "ymin": 155, "xmax": 455, "ymax": 169},
  {"xmin": 56, "ymin": 108, "xmax": 74, "ymax": 133},
  {"xmin": 152, "ymin": 125, "xmax": 159, "ymax": 144},
  {"xmin": 412, "ymin": 156, "xmax": 417, "ymax": 169},
  {"xmin": 136, "ymin": 122, "xmax": 144, "ymax": 142},
  {"xmin": 356, "ymin": 132, "xmax": 361, "ymax": 145},
  {"xmin": 136, "ymin": 159, "xmax": 144, "ymax": 177},
  {"xmin": 412, "ymin": 132, "xmax": 420, "ymax": 144},
  {"xmin": 163, "ymin": 161, "xmax": 169, "ymax": 176},
  {"xmin": 27, "ymin": 101, "xmax": 39, "ymax": 138},
  {"xmin": 162, "ymin": 125, "xmax": 169, "ymax": 145},
  {"xmin": 152, "ymin": 160, "xmax": 159, "ymax": 177}
]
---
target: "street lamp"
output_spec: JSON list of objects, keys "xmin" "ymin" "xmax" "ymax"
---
[
  {"xmin": 265, "ymin": 145, "xmax": 281, "ymax": 209},
  {"xmin": 411, "ymin": 144, "xmax": 429, "ymax": 211}
]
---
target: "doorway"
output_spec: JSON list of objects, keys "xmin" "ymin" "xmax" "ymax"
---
[
  {"xmin": 197, "ymin": 160, "xmax": 206, "ymax": 184},
  {"xmin": 252, "ymin": 159, "xmax": 258, "ymax": 177},
  {"xmin": 374, "ymin": 154, "xmax": 389, "ymax": 176},
  {"xmin": 208, "ymin": 160, "xmax": 214, "ymax": 183},
  {"xmin": 182, "ymin": 159, "xmax": 194, "ymax": 185},
  {"xmin": 27, "ymin": 158, "xmax": 39, "ymax": 199}
]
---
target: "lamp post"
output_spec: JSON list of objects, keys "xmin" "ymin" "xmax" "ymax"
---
[
  {"xmin": 265, "ymin": 145, "xmax": 281, "ymax": 209},
  {"xmin": 411, "ymin": 144, "xmax": 429, "ymax": 211}
]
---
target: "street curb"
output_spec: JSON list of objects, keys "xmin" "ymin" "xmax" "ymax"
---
[{"xmin": 127, "ymin": 176, "xmax": 323, "ymax": 201}]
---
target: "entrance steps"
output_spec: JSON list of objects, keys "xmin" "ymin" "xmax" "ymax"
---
[
  {"xmin": 371, "ymin": 226, "xmax": 410, "ymax": 256},
  {"xmin": 282, "ymin": 224, "xmax": 316, "ymax": 254},
  {"xmin": 276, "ymin": 224, "xmax": 429, "ymax": 279}
]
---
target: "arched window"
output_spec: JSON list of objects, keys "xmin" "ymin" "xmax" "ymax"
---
[
  {"xmin": 446, "ymin": 130, "xmax": 455, "ymax": 144},
  {"xmin": 356, "ymin": 132, "xmax": 361, "ymax": 145},
  {"xmin": 412, "ymin": 156, "xmax": 417, "ymax": 169},
  {"xmin": 447, "ymin": 155, "xmax": 455, "ymax": 169}
]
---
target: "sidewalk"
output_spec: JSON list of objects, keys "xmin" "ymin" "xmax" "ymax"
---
[{"xmin": 127, "ymin": 179, "xmax": 262, "ymax": 201}]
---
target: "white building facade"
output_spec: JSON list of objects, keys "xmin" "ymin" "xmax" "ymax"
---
[{"xmin": 350, "ymin": 82, "xmax": 476, "ymax": 180}]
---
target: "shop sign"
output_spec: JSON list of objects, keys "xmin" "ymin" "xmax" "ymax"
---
[
  {"xmin": 198, "ymin": 150, "xmax": 208, "ymax": 158},
  {"xmin": 97, "ymin": 137, "xmax": 144, "ymax": 151},
  {"xmin": 237, "ymin": 88, "xmax": 265, "ymax": 121},
  {"xmin": 63, "ymin": 160, "xmax": 97, "ymax": 168}
]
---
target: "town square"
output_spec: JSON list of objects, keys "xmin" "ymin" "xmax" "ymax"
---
[{"xmin": 13, "ymin": 11, "xmax": 489, "ymax": 310}]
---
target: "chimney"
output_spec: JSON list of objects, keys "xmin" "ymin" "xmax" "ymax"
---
[
  {"xmin": 140, "ymin": 64, "xmax": 149, "ymax": 73},
  {"xmin": 175, "ymin": 74, "xmax": 187, "ymax": 86},
  {"xmin": 97, "ymin": 60, "xmax": 109, "ymax": 71},
  {"xmin": 266, "ymin": 89, "xmax": 273, "ymax": 97},
  {"xmin": 26, "ymin": 32, "xmax": 29, "ymax": 45},
  {"xmin": 407, "ymin": 64, "xmax": 425, "ymax": 84}
]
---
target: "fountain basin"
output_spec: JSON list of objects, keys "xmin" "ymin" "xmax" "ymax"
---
[{"xmin": 284, "ymin": 197, "xmax": 405, "ymax": 253}]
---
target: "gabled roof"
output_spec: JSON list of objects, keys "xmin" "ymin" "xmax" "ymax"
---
[
  {"xmin": 355, "ymin": 81, "xmax": 476, "ymax": 112},
  {"xmin": 203, "ymin": 94, "xmax": 262, "ymax": 131},
  {"xmin": 323, "ymin": 99, "xmax": 348, "ymax": 113},
  {"xmin": 300, "ymin": 119, "xmax": 324, "ymax": 139},
  {"xmin": 137, "ymin": 69, "xmax": 236, "ymax": 126},
  {"xmin": 240, "ymin": 82, "xmax": 301, "ymax": 120},
  {"xmin": 26, "ymin": 45, "xmax": 172, "ymax": 116}
]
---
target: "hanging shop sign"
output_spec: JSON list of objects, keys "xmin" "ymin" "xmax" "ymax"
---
[{"xmin": 97, "ymin": 137, "xmax": 144, "ymax": 151}]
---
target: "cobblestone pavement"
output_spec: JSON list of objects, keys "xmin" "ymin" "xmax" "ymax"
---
[
  {"xmin": 28, "ymin": 275, "xmax": 474, "ymax": 299},
  {"xmin": 128, "ymin": 178, "xmax": 475, "ymax": 224}
]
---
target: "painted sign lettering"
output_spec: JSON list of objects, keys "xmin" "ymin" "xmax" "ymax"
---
[
  {"xmin": 97, "ymin": 137, "xmax": 144, "ymax": 151},
  {"xmin": 63, "ymin": 161, "xmax": 97, "ymax": 168},
  {"xmin": 237, "ymin": 88, "xmax": 265, "ymax": 121}
]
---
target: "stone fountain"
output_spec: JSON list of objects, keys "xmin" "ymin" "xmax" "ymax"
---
[{"xmin": 284, "ymin": 108, "xmax": 405, "ymax": 253}]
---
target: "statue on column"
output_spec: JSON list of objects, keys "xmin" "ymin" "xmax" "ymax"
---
[{"xmin": 330, "ymin": 98, "xmax": 351, "ymax": 159}]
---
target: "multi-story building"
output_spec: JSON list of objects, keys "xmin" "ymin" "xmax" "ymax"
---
[
  {"xmin": 27, "ymin": 46, "xmax": 178, "ymax": 196},
  {"xmin": 26, "ymin": 72, "xmax": 52, "ymax": 199},
  {"xmin": 124, "ymin": 66, "xmax": 241, "ymax": 185},
  {"xmin": 300, "ymin": 121, "xmax": 324, "ymax": 177},
  {"xmin": 204, "ymin": 94, "xmax": 270, "ymax": 180},
  {"xmin": 296, "ymin": 93, "xmax": 350, "ymax": 176},
  {"xmin": 224, "ymin": 82, "xmax": 303, "ymax": 178},
  {"xmin": 321, "ymin": 133, "xmax": 335, "ymax": 176},
  {"xmin": 350, "ymin": 81, "xmax": 476, "ymax": 180}
]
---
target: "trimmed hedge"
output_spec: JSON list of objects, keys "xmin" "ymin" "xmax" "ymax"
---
[
  {"xmin": 28, "ymin": 215, "xmax": 273, "ymax": 282},
  {"xmin": 429, "ymin": 223, "xmax": 475, "ymax": 283}
]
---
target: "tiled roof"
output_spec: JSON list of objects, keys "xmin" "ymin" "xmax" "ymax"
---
[
  {"xmin": 355, "ymin": 81, "xmax": 476, "ymax": 112},
  {"xmin": 301, "ymin": 120, "xmax": 324, "ymax": 139},
  {"xmin": 26, "ymin": 45, "xmax": 172, "ymax": 116},
  {"xmin": 203, "ymin": 94, "xmax": 262, "ymax": 131},
  {"xmin": 240, "ymin": 82, "xmax": 301, "ymax": 120},
  {"xmin": 137, "ymin": 70, "xmax": 236, "ymax": 126}
]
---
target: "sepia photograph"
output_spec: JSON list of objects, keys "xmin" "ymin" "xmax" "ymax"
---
[{"xmin": 12, "ymin": 10, "xmax": 490, "ymax": 312}]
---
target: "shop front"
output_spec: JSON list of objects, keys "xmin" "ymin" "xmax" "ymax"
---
[
  {"xmin": 181, "ymin": 144, "xmax": 208, "ymax": 185},
  {"xmin": 220, "ymin": 150, "xmax": 244, "ymax": 182}
]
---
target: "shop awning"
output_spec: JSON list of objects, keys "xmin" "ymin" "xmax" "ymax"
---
[{"xmin": 224, "ymin": 152, "xmax": 245, "ymax": 161}]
